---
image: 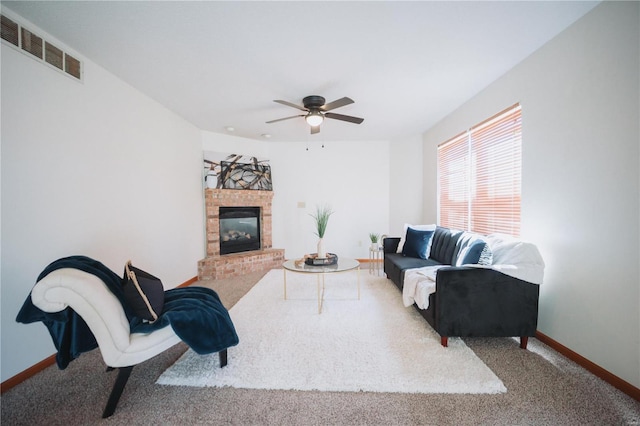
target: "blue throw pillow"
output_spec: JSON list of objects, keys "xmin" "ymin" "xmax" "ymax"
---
[
  {"xmin": 458, "ymin": 239, "xmax": 493, "ymax": 265},
  {"xmin": 402, "ymin": 227, "xmax": 434, "ymax": 259}
]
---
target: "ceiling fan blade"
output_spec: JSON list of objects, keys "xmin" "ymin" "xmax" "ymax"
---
[
  {"xmin": 266, "ymin": 115, "xmax": 304, "ymax": 124},
  {"xmin": 274, "ymin": 100, "xmax": 308, "ymax": 111},
  {"xmin": 310, "ymin": 125, "xmax": 320, "ymax": 134},
  {"xmin": 325, "ymin": 112, "xmax": 364, "ymax": 124},
  {"xmin": 320, "ymin": 97, "xmax": 354, "ymax": 112}
]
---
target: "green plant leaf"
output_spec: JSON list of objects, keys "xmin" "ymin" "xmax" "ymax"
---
[{"xmin": 310, "ymin": 204, "xmax": 334, "ymax": 238}]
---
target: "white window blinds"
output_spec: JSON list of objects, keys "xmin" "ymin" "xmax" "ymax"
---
[{"xmin": 438, "ymin": 104, "xmax": 522, "ymax": 236}]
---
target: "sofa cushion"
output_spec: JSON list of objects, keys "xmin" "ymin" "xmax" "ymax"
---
[
  {"xmin": 386, "ymin": 253, "xmax": 441, "ymax": 271},
  {"xmin": 450, "ymin": 232, "xmax": 476, "ymax": 265},
  {"xmin": 402, "ymin": 227, "xmax": 434, "ymax": 259},
  {"xmin": 429, "ymin": 227, "xmax": 464, "ymax": 265}
]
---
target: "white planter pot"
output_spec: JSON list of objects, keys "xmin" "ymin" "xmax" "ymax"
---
[{"xmin": 317, "ymin": 238, "xmax": 326, "ymax": 258}]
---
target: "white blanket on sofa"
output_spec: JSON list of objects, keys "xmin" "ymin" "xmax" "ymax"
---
[
  {"xmin": 402, "ymin": 234, "xmax": 545, "ymax": 310},
  {"xmin": 484, "ymin": 234, "xmax": 545, "ymax": 285},
  {"xmin": 403, "ymin": 266, "xmax": 443, "ymax": 309}
]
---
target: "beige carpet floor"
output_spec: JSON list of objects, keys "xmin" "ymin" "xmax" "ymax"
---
[{"xmin": 2, "ymin": 268, "xmax": 639, "ymax": 425}]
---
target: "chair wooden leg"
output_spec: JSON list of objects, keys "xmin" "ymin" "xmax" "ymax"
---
[
  {"xmin": 441, "ymin": 336, "xmax": 448, "ymax": 347},
  {"xmin": 520, "ymin": 336, "xmax": 529, "ymax": 350},
  {"xmin": 102, "ymin": 366, "xmax": 133, "ymax": 418},
  {"xmin": 219, "ymin": 348, "xmax": 228, "ymax": 367}
]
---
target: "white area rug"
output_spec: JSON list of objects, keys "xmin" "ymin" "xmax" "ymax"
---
[{"xmin": 157, "ymin": 269, "xmax": 506, "ymax": 394}]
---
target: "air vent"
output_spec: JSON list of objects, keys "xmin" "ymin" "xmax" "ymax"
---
[
  {"xmin": 1, "ymin": 15, "xmax": 18, "ymax": 46},
  {"xmin": 1, "ymin": 13, "xmax": 82, "ymax": 81},
  {"xmin": 65, "ymin": 53, "xmax": 81, "ymax": 79},
  {"xmin": 45, "ymin": 41, "xmax": 63, "ymax": 70},
  {"xmin": 21, "ymin": 27, "xmax": 43, "ymax": 59}
]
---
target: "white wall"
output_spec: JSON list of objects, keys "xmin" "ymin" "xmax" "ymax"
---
[
  {"xmin": 389, "ymin": 134, "xmax": 426, "ymax": 236},
  {"xmin": 422, "ymin": 2, "xmax": 639, "ymax": 387},
  {"xmin": 1, "ymin": 25, "xmax": 204, "ymax": 380},
  {"xmin": 268, "ymin": 140, "xmax": 390, "ymax": 259},
  {"xmin": 201, "ymin": 133, "xmax": 392, "ymax": 259},
  {"xmin": 202, "ymin": 131, "xmax": 270, "ymax": 159}
]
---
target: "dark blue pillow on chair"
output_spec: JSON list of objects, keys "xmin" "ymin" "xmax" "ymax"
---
[
  {"xmin": 122, "ymin": 261, "xmax": 164, "ymax": 322},
  {"xmin": 402, "ymin": 227, "xmax": 434, "ymax": 259}
]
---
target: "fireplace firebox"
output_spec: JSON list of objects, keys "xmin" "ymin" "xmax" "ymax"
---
[
  {"xmin": 219, "ymin": 207, "xmax": 261, "ymax": 255},
  {"xmin": 198, "ymin": 189, "xmax": 284, "ymax": 281}
]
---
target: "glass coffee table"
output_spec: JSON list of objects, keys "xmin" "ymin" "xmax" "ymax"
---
[{"xmin": 282, "ymin": 258, "xmax": 360, "ymax": 314}]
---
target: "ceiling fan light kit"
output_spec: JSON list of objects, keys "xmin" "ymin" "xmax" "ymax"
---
[
  {"xmin": 305, "ymin": 110, "xmax": 324, "ymax": 126},
  {"xmin": 267, "ymin": 95, "xmax": 364, "ymax": 134}
]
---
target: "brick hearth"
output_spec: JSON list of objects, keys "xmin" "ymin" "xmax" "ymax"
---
[{"xmin": 197, "ymin": 189, "xmax": 284, "ymax": 280}]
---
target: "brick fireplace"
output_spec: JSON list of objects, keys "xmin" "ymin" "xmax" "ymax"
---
[{"xmin": 197, "ymin": 188, "xmax": 285, "ymax": 280}]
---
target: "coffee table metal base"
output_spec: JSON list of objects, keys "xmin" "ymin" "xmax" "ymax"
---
[{"xmin": 282, "ymin": 259, "xmax": 360, "ymax": 314}]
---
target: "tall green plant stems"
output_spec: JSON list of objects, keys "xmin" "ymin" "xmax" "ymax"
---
[{"xmin": 310, "ymin": 204, "xmax": 334, "ymax": 238}]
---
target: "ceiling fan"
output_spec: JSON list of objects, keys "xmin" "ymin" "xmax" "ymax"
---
[{"xmin": 266, "ymin": 95, "xmax": 364, "ymax": 134}]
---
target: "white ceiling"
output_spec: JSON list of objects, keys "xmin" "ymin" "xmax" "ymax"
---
[{"xmin": 3, "ymin": 1, "xmax": 599, "ymax": 142}]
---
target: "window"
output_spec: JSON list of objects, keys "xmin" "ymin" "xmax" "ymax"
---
[{"xmin": 438, "ymin": 104, "xmax": 522, "ymax": 236}]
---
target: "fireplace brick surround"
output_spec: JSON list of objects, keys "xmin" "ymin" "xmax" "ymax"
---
[{"xmin": 197, "ymin": 189, "xmax": 284, "ymax": 280}]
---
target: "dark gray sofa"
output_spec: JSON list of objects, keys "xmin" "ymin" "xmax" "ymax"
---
[{"xmin": 383, "ymin": 226, "xmax": 543, "ymax": 349}]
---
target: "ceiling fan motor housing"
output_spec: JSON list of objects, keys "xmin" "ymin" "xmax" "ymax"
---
[{"xmin": 303, "ymin": 95, "xmax": 326, "ymax": 109}]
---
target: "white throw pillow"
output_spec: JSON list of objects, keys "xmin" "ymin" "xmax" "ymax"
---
[{"xmin": 397, "ymin": 224, "xmax": 436, "ymax": 256}]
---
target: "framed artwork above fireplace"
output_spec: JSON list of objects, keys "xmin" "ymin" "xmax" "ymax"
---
[
  {"xmin": 221, "ymin": 161, "xmax": 272, "ymax": 190},
  {"xmin": 204, "ymin": 152, "xmax": 272, "ymax": 191}
]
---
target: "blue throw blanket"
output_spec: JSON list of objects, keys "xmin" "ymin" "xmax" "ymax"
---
[{"xmin": 16, "ymin": 256, "xmax": 239, "ymax": 369}]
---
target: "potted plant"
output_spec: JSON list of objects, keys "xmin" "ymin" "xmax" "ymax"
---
[
  {"xmin": 310, "ymin": 204, "xmax": 334, "ymax": 258},
  {"xmin": 369, "ymin": 233, "xmax": 380, "ymax": 250}
]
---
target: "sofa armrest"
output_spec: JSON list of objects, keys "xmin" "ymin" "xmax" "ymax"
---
[
  {"xmin": 383, "ymin": 237, "xmax": 400, "ymax": 254},
  {"xmin": 434, "ymin": 266, "xmax": 539, "ymax": 338}
]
